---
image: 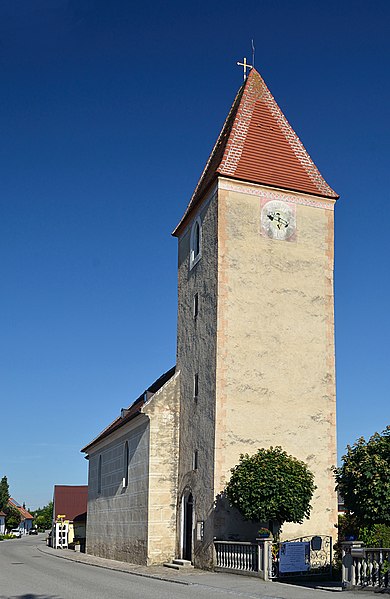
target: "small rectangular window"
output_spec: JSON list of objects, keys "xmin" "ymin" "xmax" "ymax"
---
[
  {"xmin": 193, "ymin": 450, "xmax": 198, "ymax": 470},
  {"xmin": 193, "ymin": 293, "xmax": 199, "ymax": 318},
  {"xmin": 193, "ymin": 373, "xmax": 199, "ymax": 399},
  {"xmin": 196, "ymin": 521, "xmax": 204, "ymax": 541}
]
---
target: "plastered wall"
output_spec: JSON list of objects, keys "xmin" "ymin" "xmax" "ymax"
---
[
  {"xmin": 214, "ymin": 180, "xmax": 338, "ymax": 541},
  {"xmin": 144, "ymin": 372, "xmax": 181, "ymax": 564}
]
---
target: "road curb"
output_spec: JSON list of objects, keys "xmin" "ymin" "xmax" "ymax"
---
[
  {"xmin": 37, "ymin": 545, "xmax": 191, "ymax": 586},
  {"xmin": 36, "ymin": 545, "xmax": 348, "ymax": 596}
]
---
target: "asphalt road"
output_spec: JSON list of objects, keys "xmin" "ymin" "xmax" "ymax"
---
[{"xmin": 0, "ymin": 534, "xmax": 367, "ymax": 599}]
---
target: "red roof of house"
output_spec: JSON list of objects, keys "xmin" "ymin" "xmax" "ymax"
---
[
  {"xmin": 0, "ymin": 511, "xmax": 6, "ymax": 517},
  {"xmin": 173, "ymin": 68, "xmax": 338, "ymax": 236},
  {"xmin": 53, "ymin": 486, "xmax": 88, "ymax": 521},
  {"xmin": 8, "ymin": 498, "xmax": 33, "ymax": 520}
]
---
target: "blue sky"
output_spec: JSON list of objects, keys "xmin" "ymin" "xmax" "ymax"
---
[{"xmin": 1, "ymin": 0, "xmax": 389, "ymax": 509}]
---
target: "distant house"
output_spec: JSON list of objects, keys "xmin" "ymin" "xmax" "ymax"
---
[
  {"xmin": 8, "ymin": 498, "xmax": 33, "ymax": 534},
  {"xmin": 0, "ymin": 511, "xmax": 5, "ymax": 534},
  {"xmin": 52, "ymin": 485, "xmax": 88, "ymax": 550}
]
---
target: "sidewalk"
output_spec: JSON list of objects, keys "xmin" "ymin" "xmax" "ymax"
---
[{"xmin": 37, "ymin": 543, "xmax": 373, "ymax": 598}]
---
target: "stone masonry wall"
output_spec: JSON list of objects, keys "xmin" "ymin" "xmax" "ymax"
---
[
  {"xmin": 176, "ymin": 190, "xmax": 218, "ymax": 569},
  {"xmin": 86, "ymin": 417, "xmax": 150, "ymax": 564}
]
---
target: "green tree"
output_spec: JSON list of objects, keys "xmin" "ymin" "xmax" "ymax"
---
[
  {"xmin": 5, "ymin": 505, "xmax": 21, "ymax": 530},
  {"xmin": 32, "ymin": 501, "xmax": 53, "ymax": 530},
  {"xmin": 0, "ymin": 476, "xmax": 10, "ymax": 511},
  {"xmin": 224, "ymin": 446, "xmax": 316, "ymax": 529},
  {"xmin": 334, "ymin": 426, "xmax": 390, "ymax": 527}
]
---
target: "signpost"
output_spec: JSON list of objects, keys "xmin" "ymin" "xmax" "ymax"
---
[
  {"xmin": 56, "ymin": 515, "xmax": 67, "ymax": 549},
  {"xmin": 279, "ymin": 541, "xmax": 310, "ymax": 573}
]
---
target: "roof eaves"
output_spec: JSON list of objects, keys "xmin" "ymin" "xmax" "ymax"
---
[
  {"xmin": 80, "ymin": 406, "xmax": 143, "ymax": 453},
  {"xmin": 219, "ymin": 172, "xmax": 339, "ymax": 201},
  {"xmin": 81, "ymin": 366, "xmax": 176, "ymax": 453}
]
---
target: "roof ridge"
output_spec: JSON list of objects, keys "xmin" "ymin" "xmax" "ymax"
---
[
  {"xmin": 173, "ymin": 68, "xmax": 338, "ymax": 236},
  {"xmin": 218, "ymin": 72, "xmax": 259, "ymax": 175},
  {"xmin": 254, "ymin": 71, "xmax": 337, "ymax": 197}
]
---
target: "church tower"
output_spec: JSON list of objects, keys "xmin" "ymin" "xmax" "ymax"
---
[{"xmin": 173, "ymin": 68, "xmax": 338, "ymax": 569}]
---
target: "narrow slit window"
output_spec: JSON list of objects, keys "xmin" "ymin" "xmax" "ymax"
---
[
  {"xmin": 194, "ymin": 222, "xmax": 200, "ymax": 256},
  {"xmin": 190, "ymin": 217, "xmax": 202, "ymax": 269},
  {"xmin": 193, "ymin": 293, "xmax": 199, "ymax": 318},
  {"xmin": 98, "ymin": 455, "xmax": 102, "ymax": 495},
  {"xmin": 123, "ymin": 441, "xmax": 129, "ymax": 488},
  {"xmin": 193, "ymin": 450, "xmax": 199, "ymax": 470},
  {"xmin": 194, "ymin": 373, "xmax": 199, "ymax": 399}
]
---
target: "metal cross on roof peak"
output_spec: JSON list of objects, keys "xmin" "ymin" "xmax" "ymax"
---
[{"xmin": 237, "ymin": 57, "xmax": 253, "ymax": 81}]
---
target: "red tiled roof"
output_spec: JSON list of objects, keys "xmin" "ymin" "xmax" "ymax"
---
[
  {"xmin": 53, "ymin": 485, "xmax": 88, "ymax": 521},
  {"xmin": 173, "ymin": 68, "xmax": 338, "ymax": 236},
  {"xmin": 0, "ymin": 511, "xmax": 6, "ymax": 517},
  {"xmin": 8, "ymin": 498, "xmax": 33, "ymax": 520}
]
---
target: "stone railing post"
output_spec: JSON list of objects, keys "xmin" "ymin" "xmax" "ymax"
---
[
  {"xmin": 256, "ymin": 538, "xmax": 273, "ymax": 580},
  {"xmin": 341, "ymin": 541, "xmax": 364, "ymax": 589}
]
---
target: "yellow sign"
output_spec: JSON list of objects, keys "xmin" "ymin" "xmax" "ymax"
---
[{"xmin": 56, "ymin": 514, "xmax": 66, "ymax": 519}]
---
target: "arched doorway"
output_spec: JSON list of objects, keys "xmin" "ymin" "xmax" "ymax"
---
[{"xmin": 181, "ymin": 492, "xmax": 193, "ymax": 561}]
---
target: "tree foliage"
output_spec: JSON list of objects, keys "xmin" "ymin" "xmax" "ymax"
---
[
  {"xmin": 224, "ymin": 446, "xmax": 316, "ymax": 528},
  {"xmin": 32, "ymin": 501, "xmax": 53, "ymax": 531},
  {"xmin": 0, "ymin": 476, "xmax": 10, "ymax": 511},
  {"xmin": 334, "ymin": 426, "xmax": 390, "ymax": 527},
  {"xmin": 5, "ymin": 505, "xmax": 21, "ymax": 530}
]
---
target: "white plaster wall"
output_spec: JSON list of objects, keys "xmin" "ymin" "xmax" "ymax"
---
[
  {"xmin": 214, "ymin": 181, "xmax": 338, "ymax": 541},
  {"xmin": 144, "ymin": 372, "xmax": 181, "ymax": 564}
]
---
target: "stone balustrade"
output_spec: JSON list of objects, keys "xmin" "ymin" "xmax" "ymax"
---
[
  {"xmin": 342, "ymin": 541, "xmax": 390, "ymax": 590},
  {"xmin": 214, "ymin": 539, "xmax": 272, "ymax": 580}
]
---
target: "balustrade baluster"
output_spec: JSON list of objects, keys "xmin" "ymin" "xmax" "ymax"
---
[
  {"xmin": 357, "ymin": 559, "xmax": 362, "ymax": 586},
  {"xmin": 369, "ymin": 551, "xmax": 374, "ymax": 586},
  {"xmin": 379, "ymin": 550, "xmax": 384, "ymax": 587},
  {"xmin": 362, "ymin": 557, "xmax": 368, "ymax": 585},
  {"xmin": 373, "ymin": 552, "xmax": 379, "ymax": 587}
]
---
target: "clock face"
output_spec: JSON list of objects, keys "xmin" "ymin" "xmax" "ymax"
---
[{"xmin": 261, "ymin": 200, "xmax": 296, "ymax": 241}]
